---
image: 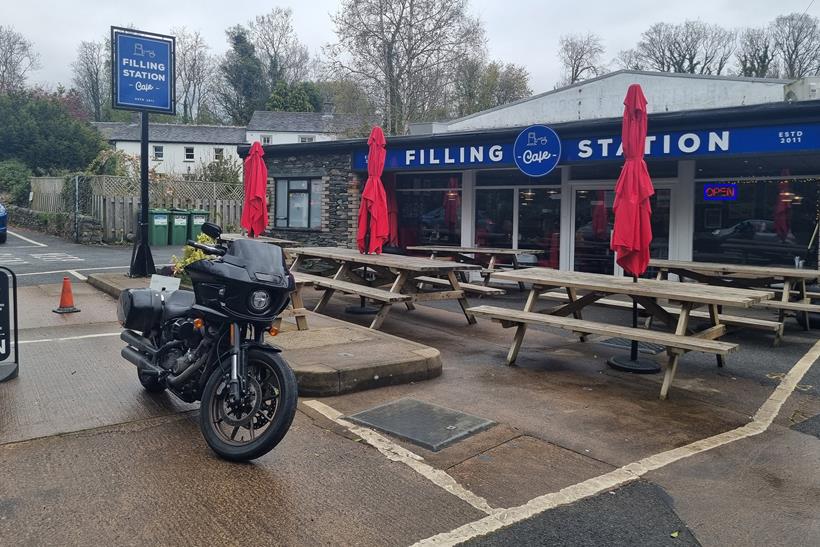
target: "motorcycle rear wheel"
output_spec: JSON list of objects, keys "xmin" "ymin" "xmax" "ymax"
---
[{"xmin": 200, "ymin": 348, "xmax": 297, "ymax": 462}]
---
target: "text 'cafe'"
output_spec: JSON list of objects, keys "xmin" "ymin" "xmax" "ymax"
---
[{"xmin": 243, "ymin": 100, "xmax": 820, "ymax": 274}]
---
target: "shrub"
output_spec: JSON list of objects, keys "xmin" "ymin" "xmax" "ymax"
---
[
  {"xmin": 0, "ymin": 159, "xmax": 32, "ymax": 205},
  {"xmin": 171, "ymin": 232, "xmax": 217, "ymax": 284}
]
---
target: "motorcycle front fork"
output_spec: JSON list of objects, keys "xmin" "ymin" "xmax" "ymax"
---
[{"xmin": 228, "ymin": 322, "xmax": 245, "ymax": 402}]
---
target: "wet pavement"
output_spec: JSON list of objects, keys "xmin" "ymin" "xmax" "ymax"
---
[{"xmin": 0, "ymin": 271, "xmax": 818, "ymax": 546}]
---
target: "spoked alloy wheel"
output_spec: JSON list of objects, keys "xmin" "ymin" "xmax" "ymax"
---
[{"xmin": 200, "ymin": 348, "xmax": 297, "ymax": 461}]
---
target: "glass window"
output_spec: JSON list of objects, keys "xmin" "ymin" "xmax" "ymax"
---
[
  {"xmin": 693, "ymin": 177, "xmax": 819, "ymax": 267},
  {"xmin": 152, "ymin": 145, "xmax": 163, "ymax": 160},
  {"xmin": 518, "ymin": 188, "xmax": 561, "ymax": 268},
  {"xmin": 214, "ymin": 147, "xmax": 224, "ymax": 161},
  {"xmin": 299, "ymin": 135, "xmax": 315, "ymax": 143},
  {"xmin": 184, "ymin": 147, "xmax": 194, "ymax": 161},
  {"xmin": 274, "ymin": 179, "xmax": 322, "ymax": 229},
  {"xmin": 261, "ymin": 135, "xmax": 272, "ymax": 145},
  {"xmin": 475, "ymin": 189, "xmax": 514, "ymax": 248},
  {"xmin": 394, "ymin": 174, "xmax": 461, "ymax": 247},
  {"xmin": 574, "ymin": 188, "xmax": 670, "ymax": 274}
]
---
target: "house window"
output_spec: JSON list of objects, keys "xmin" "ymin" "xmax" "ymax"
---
[
  {"xmin": 184, "ymin": 147, "xmax": 195, "ymax": 161},
  {"xmin": 298, "ymin": 135, "xmax": 315, "ymax": 143},
  {"xmin": 152, "ymin": 145, "xmax": 164, "ymax": 160},
  {"xmin": 214, "ymin": 147, "xmax": 224, "ymax": 161},
  {"xmin": 261, "ymin": 135, "xmax": 272, "ymax": 145},
  {"xmin": 275, "ymin": 179, "xmax": 322, "ymax": 229}
]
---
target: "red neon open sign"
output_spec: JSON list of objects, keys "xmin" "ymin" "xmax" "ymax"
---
[{"xmin": 703, "ymin": 183, "xmax": 737, "ymax": 201}]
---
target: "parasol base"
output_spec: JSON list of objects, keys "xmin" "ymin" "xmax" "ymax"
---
[{"xmin": 606, "ymin": 355, "xmax": 661, "ymax": 374}]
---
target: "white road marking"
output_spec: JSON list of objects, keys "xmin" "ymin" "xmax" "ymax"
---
[
  {"xmin": 30, "ymin": 252, "xmax": 84, "ymax": 262},
  {"xmin": 16, "ymin": 264, "xmax": 172, "ymax": 277},
  {"xmin": 66, "ymin": 270, "xmax": 88, "ymax": 281},
  {"xmin": 15, "ymin": 332, "xmax": 121, "ymax": 345},
  {"xmin": 412, "ymin": 340, "xmax": 820, "ymax": 546},
  {"xmin": 303, "ymin": 399, "xmax": 497, "ymax": 515},
  {"xmin": 0, "ymin": 253, "xmax": 29, "ymax": 265},
  {"xmin": 7, "ymin": 230, "xmax": 47, "ymax": 247}
]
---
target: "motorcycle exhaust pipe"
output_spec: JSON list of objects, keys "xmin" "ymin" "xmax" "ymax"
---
[
  {"xmin": 121, "ymin": 330, "xmax": 158, "ymax": 357},
  {"xmin": 121, "ymin": 346, "xmax": 163, "ymax": 377}
]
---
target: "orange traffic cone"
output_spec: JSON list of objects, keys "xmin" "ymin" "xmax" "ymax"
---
[{"xmin": 53, "ymin": 276, "xmax": 80, "ymax": 314}]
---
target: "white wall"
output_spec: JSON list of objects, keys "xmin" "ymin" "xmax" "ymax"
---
[
  {"xmin": 444, "ymin": 73, "xmax": 787, "ymax": 133},
  {"xmin": 114, "ymin": 141, "xmax": 241, "ymax": 176},
  {"xmin": 245, "ymin": 131, "xmax": 334, "ymax": 145}
]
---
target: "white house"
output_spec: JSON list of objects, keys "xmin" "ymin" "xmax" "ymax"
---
[
  {"xmin": 245, "ymin": 111, "xmax": 368, "ymax": 145},
  {"xmin": 93, "ymin": 122, "xmax": 247, "ymax": 176},
  {"xmin": 410, "ymin": 70, "xmax": 792, "ymax": 134}
]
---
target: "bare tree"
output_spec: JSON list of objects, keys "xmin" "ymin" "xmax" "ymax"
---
[
  {"xmin": 326, "ymin": 0, "xmax": 484, "ymax": 134},
  {"xmin": 736, "ymin": 27, "xmax": 779, "ymax": 78},
  {"xmin": 557, "ymin": 33, "xmax": 605, "ymax": 85},
  {"xmin": 771, "ymin": 13, "xmax": 820, "ymax": 79},
  {"xmin": 453, "ymin": 58, "xmax": 530, "ymax": 116},
  {"xmin": 614, "ymin": 49, "xmax": 646, "ymax": 71},
  {"xmin": 172, "ymin": 27, "xmax": 214, "ymax": 123},
  {"xmin": 71, "ymin": 41, "xmax": 107, "ymax": 121},
  {"xmin": 248, "ymin": 8, "xmax": 312, "ymax": 86},
  {"xmin": 637, "ymin": 22, "xmax": 674, "ymax": 72},
  {"xmin": 636, "ymin": 21, "xmax": 735, "ymax": 75},
  {"xmin": 0, "ymin": 26, "xmax": 39, "ymax": 92}
]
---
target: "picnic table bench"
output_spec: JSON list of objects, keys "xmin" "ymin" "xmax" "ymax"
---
[
  {"xmin": 288, "ymin": 247, "xmax": 481, "ymax": 329},
  {"xmin": 219, "ymin": 233, "xmax": 296, "ymax": 247},
  {"xmin": 468, "ymin": 268, "xmax": 773, "ymax": 399},
  {"xmin": 649, "ymin": 259, "xmax": 820, "ymax": 329},
  {"xmin": 406, "ymin": 245, "xmax": 544, "ymax": 290}
]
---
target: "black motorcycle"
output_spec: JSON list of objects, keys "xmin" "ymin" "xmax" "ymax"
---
[{"xmin": 117, "ymin": 222, "xmax": 298, "ymax": 461}]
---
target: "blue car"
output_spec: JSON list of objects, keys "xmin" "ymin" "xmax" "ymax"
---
[{"xmin": 0, "ymin": 203, "xmax": 6, "ymax": 243}]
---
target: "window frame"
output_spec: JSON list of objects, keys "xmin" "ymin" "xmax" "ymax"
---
[
  {"xmin": 274, "ymin": 178, "xmax": 322, "ymax": 230},
  {"xmin": 183, "ymin": 146, "xmax": 195, "ymax": 162},
  {"xmin": 214, "ymin": 147, "xmax": 224, "ymax": 161},
  {"xmin": 298, "ymin": 135, "xmax": 316, "ymax": 143},
  {"xmin": 261, "ymin": 135, "xmax": 272, "ymax": 145},
  {"xmin": 152, "ymin": 145, "xmax": 164, "ymax": 161}
]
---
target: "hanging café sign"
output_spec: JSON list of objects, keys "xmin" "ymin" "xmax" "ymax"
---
[
  {"xmin": 111, "ymin": 27, "xmax": 176, "ymax": 114},
  {"xmin": 352, "ymin": 123, "xmax": 820, "ymax": 171}
]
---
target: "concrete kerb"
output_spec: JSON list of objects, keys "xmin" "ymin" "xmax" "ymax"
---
[{"xmin": 86, "ymin": 273, "xmax": 443, "ymax": 396}]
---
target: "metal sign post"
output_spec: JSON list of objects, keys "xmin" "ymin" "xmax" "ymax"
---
[
  {"xmin": 0, "ymin": 267, "xmax": 19, "ymax": 382},
  {"xmin": 111, "ymin": 26, "xmax": 176, "ymax": 277}
]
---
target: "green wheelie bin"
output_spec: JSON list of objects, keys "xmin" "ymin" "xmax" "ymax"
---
[
  {"xmin": 148, "ymin": 209, "xmax": 170, "ymax": 246},
  {"xmin": 188, "ymin": 209, "xmax": 210, "ymax": 241},
  {"xmin": 169, "ymin": 208, "xmax": 190, "ymax": 246}
]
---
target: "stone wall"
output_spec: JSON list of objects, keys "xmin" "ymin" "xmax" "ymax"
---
[
  {"xmin": 6, "ymin": 205, "xmax": 104, "ymax": 244},
  {"xmin": 264, "ymin": 150, "xmax": 360, "ymax": 247}
]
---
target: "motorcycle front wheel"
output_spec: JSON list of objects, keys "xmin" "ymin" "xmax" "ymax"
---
[{"xmin": 200, "ymin": 348, "xmax": 298, "ymax": 462}]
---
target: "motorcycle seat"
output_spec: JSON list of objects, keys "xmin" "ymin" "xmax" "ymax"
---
[{"xmin": 163, "ymin": 289, "xmax": 196, "ymax": 321}]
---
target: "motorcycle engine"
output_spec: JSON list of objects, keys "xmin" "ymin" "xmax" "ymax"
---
[{"xmin": 161, "ymin": 348, "xmax": 185, "ymax": 373}]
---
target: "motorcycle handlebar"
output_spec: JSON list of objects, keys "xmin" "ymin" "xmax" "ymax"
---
[{"xmin": 186, "ymin": 239, "xmax": 227, "ymax": 256}]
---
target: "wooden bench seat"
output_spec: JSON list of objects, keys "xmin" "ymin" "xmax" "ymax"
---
[
  {"xmin": 755, "ymin": 299, "xmax": 820, "ymax": 312},
  {"xmin": 415, "ymin": 275, "xmax": 506, "ymax": 296},
  {"xmin": 292, "ymin": 272, "xmax": 412, "ymax": 303},
  {"xmin": 539, "ymin": 291, "xmax": 785, "ymax": 342},
  {"xmin": 468, "ymin": 305, "xmax": 737, "ymax": 356}
]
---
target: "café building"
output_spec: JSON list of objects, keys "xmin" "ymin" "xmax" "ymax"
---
[{"xmin": 245, "ymin": 99, "xmax": 820, "ymax": 274}]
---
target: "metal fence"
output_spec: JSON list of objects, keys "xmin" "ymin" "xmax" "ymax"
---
[{"xmin": 30, "ymin": 176, "xmax": 245, "ymax": 243}]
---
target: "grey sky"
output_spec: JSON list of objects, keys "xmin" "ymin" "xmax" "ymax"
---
[{"xmin": 8, "ymin": 0, "xmax": 819, "ymax": 94}]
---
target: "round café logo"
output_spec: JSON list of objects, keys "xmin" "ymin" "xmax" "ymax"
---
[{"xmin": 513, "ymin": 125, "xmax": 561, "ymax": 177}]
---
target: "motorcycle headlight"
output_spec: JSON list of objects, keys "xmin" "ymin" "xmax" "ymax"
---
[{"xmin": 249, "ymin": 290, "xmax": 271, "ymax": 312}]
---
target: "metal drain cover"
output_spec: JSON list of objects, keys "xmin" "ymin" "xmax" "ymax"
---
[
  {"xmin": 346, "ymin": 398, "xmax": 495, "ymax": 452},
  {"xmin": 599, "ymin": 337, "xmax": 666, "ymax": 355}
]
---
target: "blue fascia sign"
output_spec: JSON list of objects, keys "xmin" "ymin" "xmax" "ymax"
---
[
  {"xmin": 111, "ymin": 27, "xmax": 175, "ymax": 114},
  {"xmin": 513, "ymin": 125, "xmax": 561, "ymax": 177},
  {"xmin": 352, "ymin": 123, "xmax": 820, "ymax": 171}
]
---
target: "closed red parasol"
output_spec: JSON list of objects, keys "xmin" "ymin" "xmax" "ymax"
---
[
  {"xmin": 608, "ymin": 84, "xmax": 658, "ymax": 373},
  {"xmin": 357, "ymin": 127, "xmax": 389, "ymax": 254},
  {"xmin": 240, "ymin": 142, "xmax": 268, "ymax": 237},
  {"xmin": 611, "ymin": 84, "xmax": 654, "ymax": 277}
]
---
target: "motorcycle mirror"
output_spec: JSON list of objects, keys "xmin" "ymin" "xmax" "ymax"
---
[{"xmin": 201, "ymin": 222, "xmax": 222, "ymax": 240}]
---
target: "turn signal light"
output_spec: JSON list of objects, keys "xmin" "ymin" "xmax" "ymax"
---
[
  {"xmin": 268, "ymin": 326, "xmax": 279, "ymax": 336},
  {"xmin": 193, "ymin": 318, "xmax": 204, "ymax": 329}
]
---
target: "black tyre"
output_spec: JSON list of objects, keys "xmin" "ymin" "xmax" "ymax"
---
[
  {"xmin": 138, "ymin": 368, "xmax": 166, "ymax": 393},
  {"xmin": 200, "ymin": 348, "xmax": 297, "ymax": 462}
]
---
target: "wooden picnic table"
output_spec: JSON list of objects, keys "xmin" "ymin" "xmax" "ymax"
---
[
  {"xmin": 288, "ymin": 246, "xmax": 481, "ymax": 329},
  {"xmin": 219, "ymin": 233, "xmax": 296, "ymax": 246},
  {"xmin": 649, "ymin": 259, "xmax": 820, "ymax": 328},
  {"xmin": 468, "ymin": 267, "xmax": 773, "ymax": 399},
  {"xmin": 406, "ymin": 245, "xmax": 544, "ymax": 289}
]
